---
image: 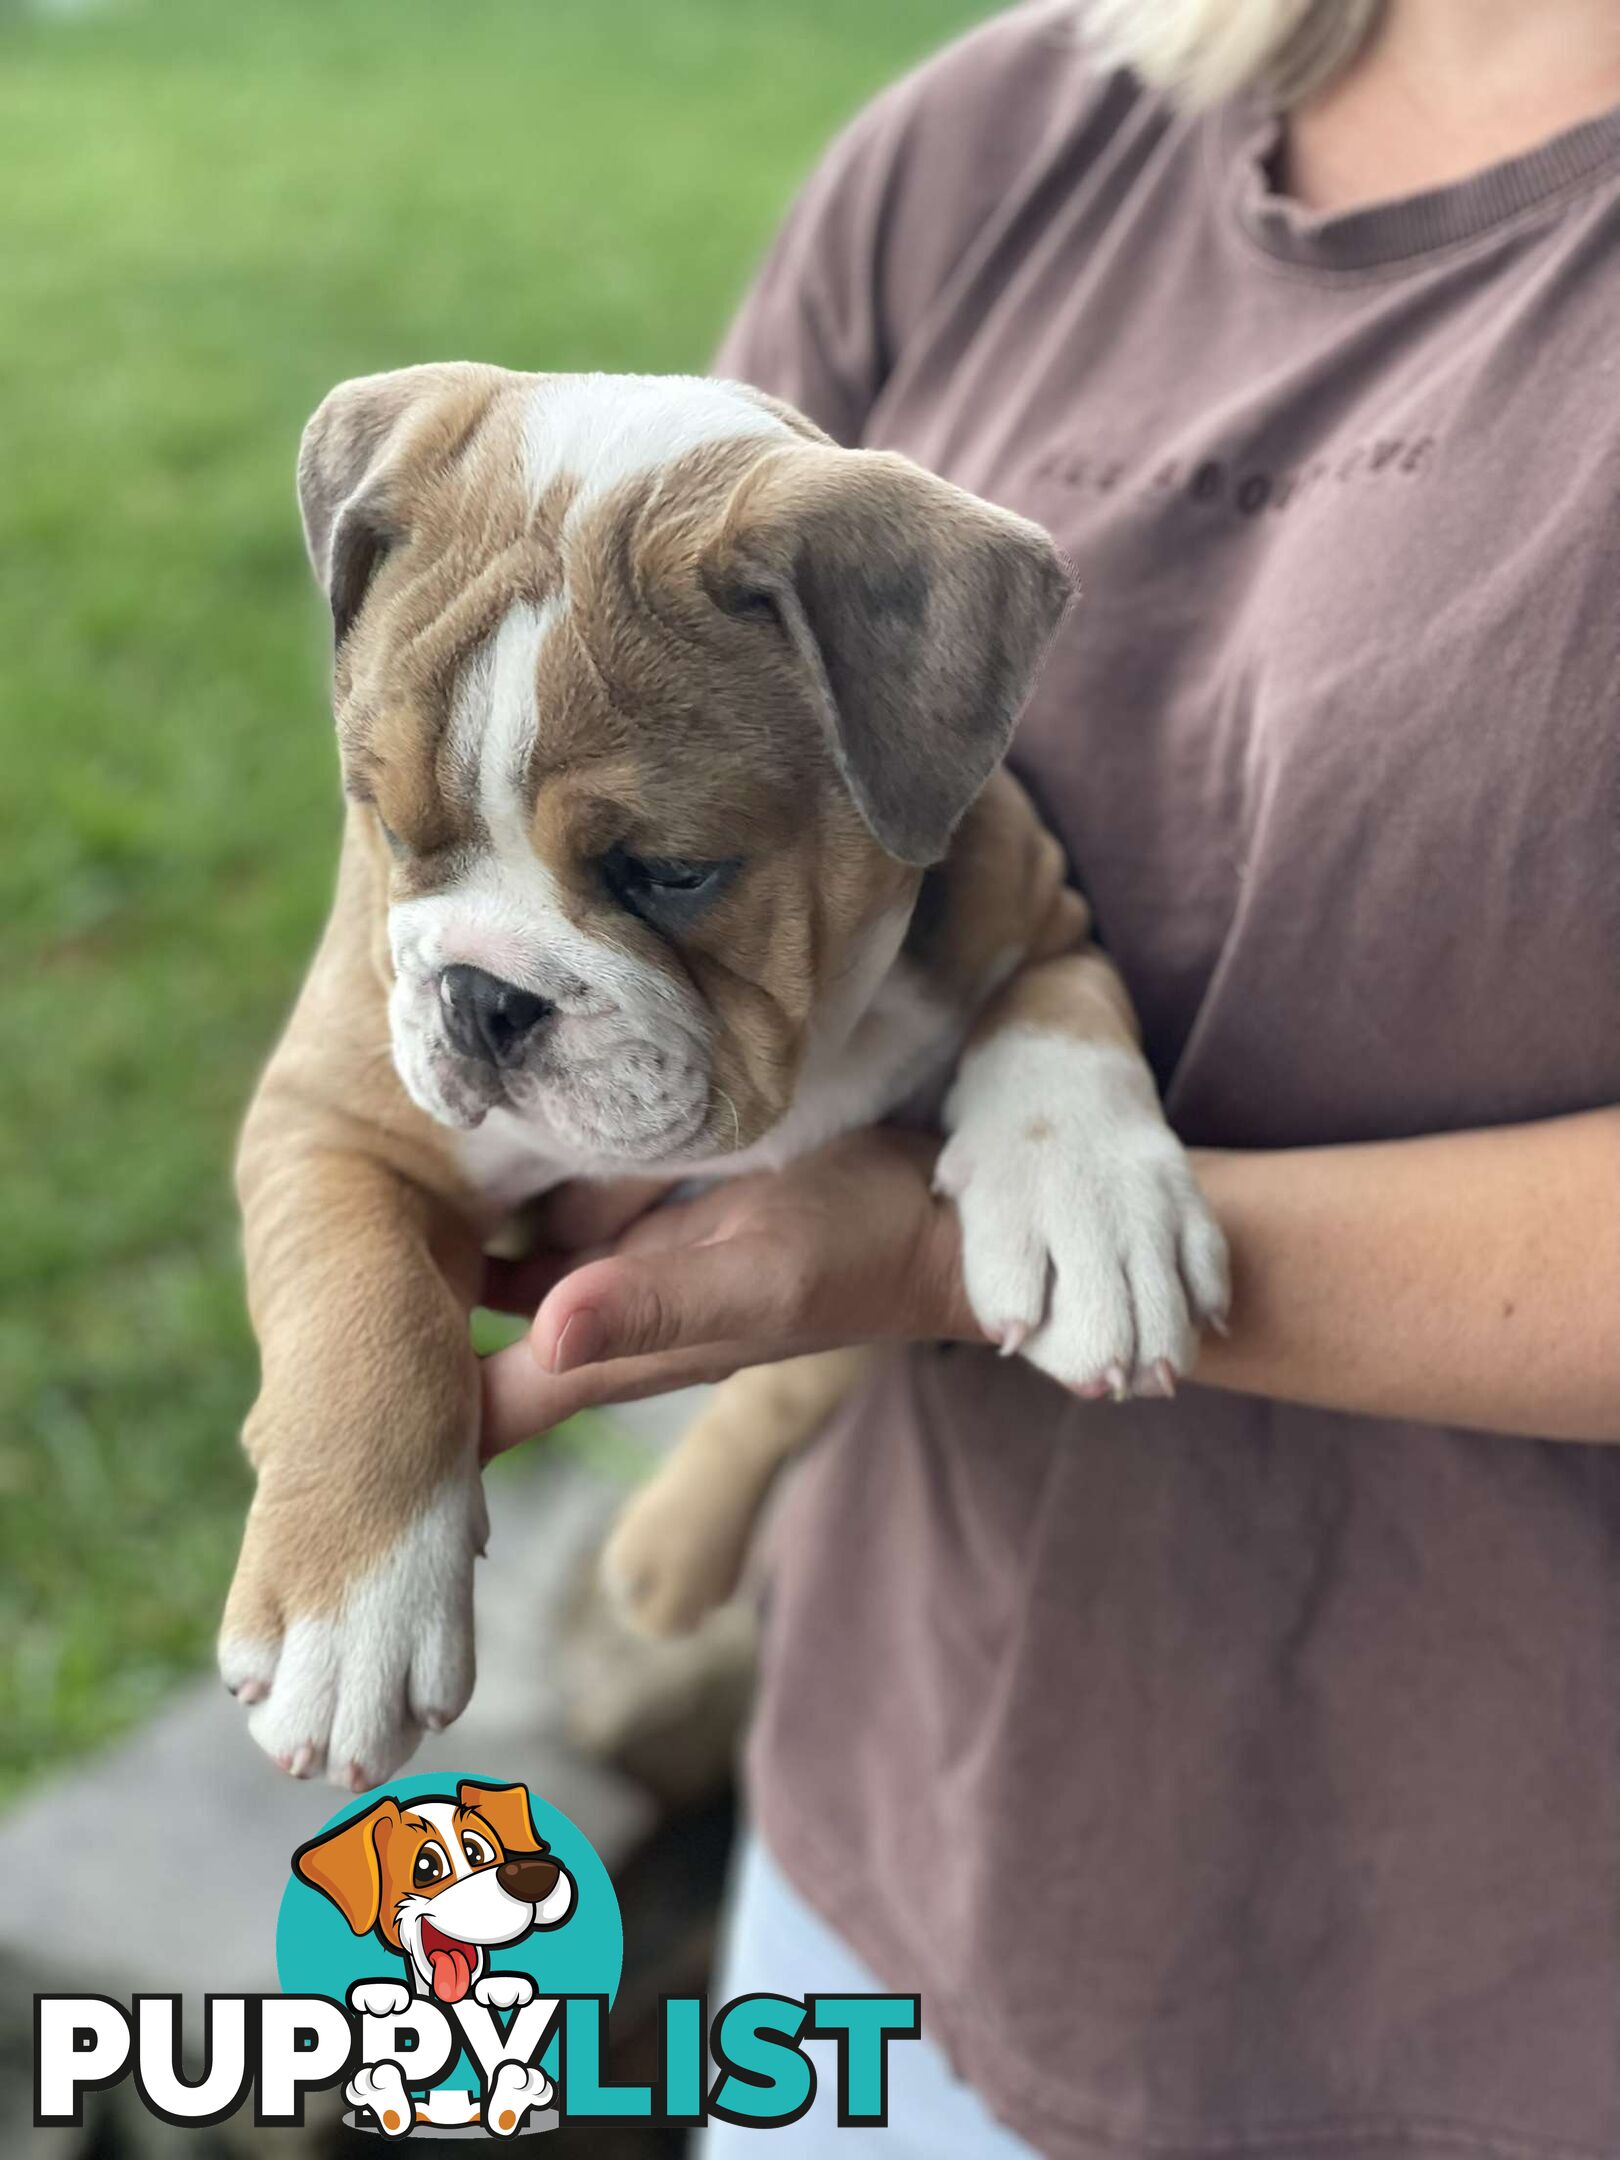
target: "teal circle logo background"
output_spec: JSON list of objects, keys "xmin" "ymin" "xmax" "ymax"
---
[{"xmin": 275, "ymin": 1772, "xmax": 621, "ymax": 2095}]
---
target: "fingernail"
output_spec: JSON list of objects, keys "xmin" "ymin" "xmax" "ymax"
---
[{"xmin": 550, "ymin": 1308, "xmax": 604, "ymax": 1375}]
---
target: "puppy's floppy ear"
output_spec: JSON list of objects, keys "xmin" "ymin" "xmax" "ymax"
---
[
  {"xmin": 296, "ymin": 361, "xmax": 501, "ymax": 645},
  {"xmin": 704, "ymin": 443, "xmax": 1075, "ymax": 867},
  {"xmin": 457, "ymin": 1779, "xmax": 543, "ymax": 1856},
  {"xmin": 291, "ymin": 1797, "xmax": 401, "ymax": 1935}
]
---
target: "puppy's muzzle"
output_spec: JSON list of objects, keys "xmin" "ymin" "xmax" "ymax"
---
[
  {"xmin": 440, "ymin": 964, "xmax": 553, "ymax": 1069},
  {"xmin": 496, "ymin": 1852, "xmax": 563, "ymax": 1903}
]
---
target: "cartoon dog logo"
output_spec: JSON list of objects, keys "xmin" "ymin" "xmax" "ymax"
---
[{"xmin": 293, "ymin": 1779, "xmax": 575, "ymax": 2135}]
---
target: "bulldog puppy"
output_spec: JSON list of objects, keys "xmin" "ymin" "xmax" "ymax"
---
[{"xmin": 221, "ymin": 365, "xmax": 1228, "ymax": 1789}]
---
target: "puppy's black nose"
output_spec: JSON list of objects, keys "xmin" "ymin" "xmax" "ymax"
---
[
  {"xmin": 497, "ymin": 1853, "xmax": 563, "ymax": 1903},
  {"xmin": 440, "ymin": 964, "xmax": 552, "ymax": 1068}
]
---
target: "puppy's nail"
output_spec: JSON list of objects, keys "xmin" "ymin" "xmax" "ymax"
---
[
  {"xmin": 1210, "ymin": 1310, "xmax": 1232, "ymax": 1338},
  {"xmin": 997, "ymin": 1321, "xmax": 1030, "ymax": 1358},
  {"xmin": 551, "ymin": 1308, "xmax": 604, "ymax": 1375},
  {"xmin": 236, "ymin": 1679, "xmax": 268, "ymax": 1706},
  {"xmin": 1105, "ymin": 1363, "xmax": 1130, "ymax": 1402},
  {"xmin": 344, "ymin": 1760, "xmax": 370, "ymax": 1794},
  {"xmin": 1151, "ymin": 1359, "xmax": 1178, "ymax": 1398},
  {"xmin": 423, "ymin": 1710, "xmax": 451, "ymax": 1733},
  {"xmin": 1074, "ymin": 1377, "xmax": 1112, "ymax": 1400},
  {"xmin": 289, "ymin": 1743, "xmax": 320, "ymax": 1780},
  {"xmin": 274, "ymin": 1753, "xmax": 294, "ymax": 1775}
]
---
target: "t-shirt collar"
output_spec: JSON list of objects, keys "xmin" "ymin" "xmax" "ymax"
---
[{"xmin": 1218, "ymin": 89, "xmax": 1620, "ymax": 271}]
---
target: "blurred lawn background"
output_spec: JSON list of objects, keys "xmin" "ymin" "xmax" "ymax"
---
[{"xmin": 0, "ymin": 0, "xmax": 983, "ymax": 1800}]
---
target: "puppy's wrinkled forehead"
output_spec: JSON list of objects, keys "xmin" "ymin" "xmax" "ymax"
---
[
  {"xmin": 303, "ymin": 362, "xmax": 1074, "ymax": 879},
  {"xmin": 330, "ymin": 373, "xmax": 822, "ymax": 866}
]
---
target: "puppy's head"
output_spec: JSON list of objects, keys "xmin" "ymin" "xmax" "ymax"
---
[
  {"xmin": 299, "ymin": 364, "xmax": 1073, "ymax": 1161},
  {"xmin": 292, "ymin": 1779, "xmax": 573, "ymax": 2004}
]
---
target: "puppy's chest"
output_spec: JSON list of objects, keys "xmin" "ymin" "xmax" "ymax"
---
[{"xmin": 453, "ymin": 958, "xmax": 961, "ymax": 1218}]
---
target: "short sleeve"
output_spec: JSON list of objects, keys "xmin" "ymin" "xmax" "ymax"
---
[
  {"xmin": 714, "ymin": 4, "xmax": 1092, "ymax": 446},
  {"xmin": 711, "ymin": 86, "xmax": 916, "ymax": 446}
]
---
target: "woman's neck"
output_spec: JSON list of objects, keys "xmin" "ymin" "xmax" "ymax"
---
[{"xmin": 1283, "ymin": 0, "xmax": 1620, "ymax": 212}]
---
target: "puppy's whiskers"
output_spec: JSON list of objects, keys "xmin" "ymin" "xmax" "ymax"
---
[{"xmin": 713, "ymin": 1086, "xmax": 743, "ymax": 1154}]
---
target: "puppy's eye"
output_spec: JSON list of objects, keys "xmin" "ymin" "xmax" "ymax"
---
[
  {"xmin": 413, "ymin": 1843, "xmax": 449, "ymax": 1887},
  {"xmin": 460, "ymin": 1833, "xmax": 493, "ymax": 1868},
  {"xmin": 601, "ymin": 846, "xmax": 735, "ymax": 925}
]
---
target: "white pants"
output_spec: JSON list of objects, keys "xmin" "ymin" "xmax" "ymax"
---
[{"xmin": 698, "ymin": 1834, "xmax": 1039, "ymax": 2157}]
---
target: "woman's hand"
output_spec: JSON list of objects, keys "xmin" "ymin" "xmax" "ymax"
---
[{"xmin": 478, "ymin": 1129, "xmax": 984, "ymax": 1456}]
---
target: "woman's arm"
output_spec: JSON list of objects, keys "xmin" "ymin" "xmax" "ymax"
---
[
  {"xmin": 480, "ymin": 1107, "xmax": 1620, "ymax": 1452},
  {"xmin": 1191, "ymin": 1106, "xmax": 1620, "ymax": 1441}
]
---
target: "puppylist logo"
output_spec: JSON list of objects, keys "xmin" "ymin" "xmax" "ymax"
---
[{"xmin": 33, "ymin": 1770, "xmax": 921, "ymax": 2138}]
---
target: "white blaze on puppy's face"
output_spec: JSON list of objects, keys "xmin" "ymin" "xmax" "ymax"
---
[
  {"xmin": 518, "ymin": 370, "xmax": 790, "ymax": 510},
  {"xmin": 385, "ymin": 593, "xmax": 714, "ymax": 1159}
]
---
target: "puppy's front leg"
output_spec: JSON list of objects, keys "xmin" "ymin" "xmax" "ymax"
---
[
  {"xmin": 221, "ymin": 1086, "xmax": 487, "ymax": 1790},
  {"xmin": 938, "ymin": 949, "xmax": 1230, "ymax": 1397}
]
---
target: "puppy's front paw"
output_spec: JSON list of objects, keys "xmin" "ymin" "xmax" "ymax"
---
[
  {"xmin": 486, "ymin": 2061, "xmax": 553, "ymax": 2135},
  {"xmin": 940, "ymin": 1034, "xmax": 1229, "ymax": 1397},
  {"xmin": 219, "ymin": 1455, "xmax": 486, "ymax": 1792},
  {"xmin": 346, "ymin": 2062, "xmax": 413, "ymax": 2139},
  {"xmin": 349, "ymin": 1980, "xmax": 413, "ymax": 2019},
  {"xmin": 473, "ymin": 1972, "xmax": 537, "ymax": 2012}
]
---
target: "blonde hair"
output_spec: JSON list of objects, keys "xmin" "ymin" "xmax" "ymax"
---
[{"xmin": 1084, "ymin": 0, "xmax": 1384, "ymax": 107}]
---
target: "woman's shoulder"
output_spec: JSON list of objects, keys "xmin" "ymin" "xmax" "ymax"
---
[
  {"xmin": 846, "ymin": 1, "xmax": 1158, "ymax": 215},
  {"xmin": 716, "ymin": 5, "xmax": 1173, "ymax": 439}
]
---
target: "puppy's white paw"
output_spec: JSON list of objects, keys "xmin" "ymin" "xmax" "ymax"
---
[
  {"xmin": 486, "ymin": 2060, "xmax": 553, "ymax": 2136},
  {"xmin": 221, "ymin": 1475, "xmax": 485, "ymax": 1792},
  {"xmin": 346, "ymin": 2061, "xmax": 413, "ymax": 2138},
  {"xmin": 474, "ymin": 1972, "xmax": 537, "ymax": 2012},
  {"xmin": 940, "ymin": 1033, "xmax": 1229, "ymax": 1396},
  {"xmin": 349, "ymin": 1980, "xmax": 413, "ymax": 2020}
]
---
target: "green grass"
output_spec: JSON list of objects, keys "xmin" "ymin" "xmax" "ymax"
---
[{"xmin": 0, "ymin": 0, "xmax": 983, "ymax": 1799}]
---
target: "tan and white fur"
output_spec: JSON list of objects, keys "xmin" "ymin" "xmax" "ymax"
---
[{"xmin": 221, "ymin": 365, "xmax": 1228, "ymax": 1789}]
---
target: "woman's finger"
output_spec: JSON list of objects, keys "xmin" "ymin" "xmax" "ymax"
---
[
  {"xmin": 530, "ymin": 1234, "xmax": 804, "ymax": 1374},
  {"xmin": 480, "ymin": 1333, "xmax": 773, "ymax": 1457}
]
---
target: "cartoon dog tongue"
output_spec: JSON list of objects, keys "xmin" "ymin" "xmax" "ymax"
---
[{"xmin": 423, "ymin": 1926, "xmax": 476, "ymax": 2003}]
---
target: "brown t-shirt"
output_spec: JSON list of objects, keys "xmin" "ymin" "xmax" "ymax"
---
[{"xmin": 715, "ymin": 5, "xmax": 1620, "ymax": 2155}]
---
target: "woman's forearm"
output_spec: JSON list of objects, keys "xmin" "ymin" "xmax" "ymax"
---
[{"xmin": 1190, "ymin": 1107, "xmax": 1620, "ymax": 1440}]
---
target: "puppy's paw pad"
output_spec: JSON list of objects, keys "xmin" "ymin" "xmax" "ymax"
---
[
  {"xmin": 486, "ymin": 2061, "xmax": 553, "ymax": 2136},
  {"xmin": 347, "ymin": 2062, "xmax": 413, "ymax": 2138}
]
